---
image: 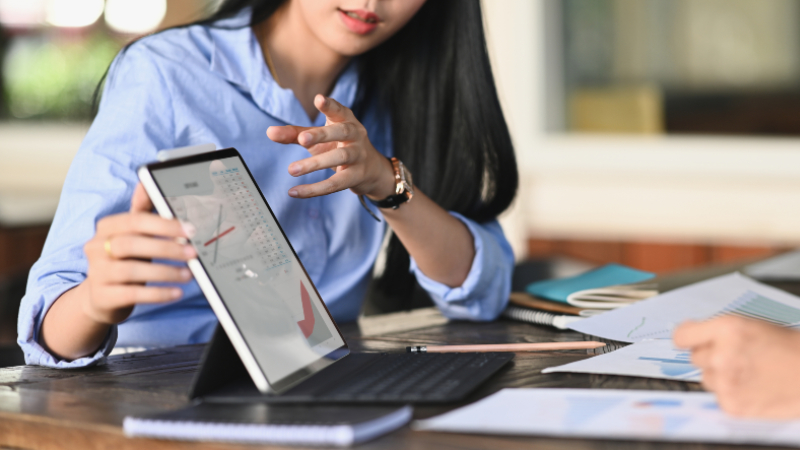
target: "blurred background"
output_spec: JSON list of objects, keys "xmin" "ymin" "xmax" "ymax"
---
[
  {"xmin": 1, "ymin": 0, "xmax": 800, "ymax": 346},
  {"xmin": 487, "ymin": 0, "xmax": 800, "ymax": 277}
]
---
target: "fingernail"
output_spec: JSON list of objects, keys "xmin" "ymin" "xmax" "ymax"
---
[
  {"xmin": 184, "ymin": 245, "xmax": 196, "ymax": 258},
  {"xmin": 180, "ymin": 268, "xmax": 192, "ymax": 280},
  {"xmin": 289, "ymin": 164, "xmax": 301, "ymax": 176},
  {"xmin": 181, "ymin": 222, "xmax": 196, "ymax": 238},
  {"xmin": 171, "ymin": 288, "xmax": 183, "ymax": 299},
  {"xmin": 288, "ymin": 189, "xmax": 299, "ymax": 198},
  {"xmin": 300, "ymin": 132, "xmax": 313, "ymax": 146}
]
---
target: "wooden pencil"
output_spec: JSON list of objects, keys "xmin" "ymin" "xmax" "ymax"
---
[{"xmin": 406, "ymin": 341, "xmax": 606, "ymax": 353}]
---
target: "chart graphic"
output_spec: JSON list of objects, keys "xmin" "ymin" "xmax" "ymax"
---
[
  {"xmin": 297, "ymin": 281, "xmax": 333, "ymax": 347},
  {"xmin": 543, "ymin": 339, "xmax": 702, "ymax": 382},
  {"xmin": 634, "ymin": 399, "xmax": 684, "ymax": 408},
  {"xmin": 625, "ymin": 290, "xmax": 800, "ymax": 341},
  {"xmin": 630, "ymin": 414, "xmax": 691, "ymax": 435},
  {"xmin": 638, "ymin": 353, "xmax": 697, "ymax": 378},
  {"xmin": 174, "ymin": 162, "xmax": 337, "ymax": 350},
  {"xmin": 415, "ymin": 387, "xmax": 800, "ymax": 446},
  {"xmin": 297, "ymin": 281, "xmax": 315, "ymax": 338},
  {"xmin": 154, "ymin": 156, "xmax": 346, "ymax": 384},
  {"xmin": 626, "ymin": 320, "xmax": 671, "ymax": 341},
  {"xmin": 203, "ymin": 203, "xmax": 234, "ymax": 265},
  {"xmin": 718, "ymin": 291, "xmax": 800, "ymax": 326},
  {"xmin": 571, "ymin": 273, "xmax": 800, "ymax": 343},
  {"xmin": 626, "ymin": 317, "xmax": 647, "ymax": 339},
  {"xmin": 210, "ymin": 167, "xmax": 290, "ymax": 270}
]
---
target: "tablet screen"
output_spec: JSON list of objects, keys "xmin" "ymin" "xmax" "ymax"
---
[{"xmin": 150, "ymin": 154, "xmax": 346, "ymax": 388}]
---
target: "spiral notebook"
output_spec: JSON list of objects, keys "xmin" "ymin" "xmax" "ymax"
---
[
  {"xmin": 526, "ymin": 263, "xmax": 655, "ymax": 306},
  {"xmin": 124, "ymin": 403, "xmax": 412, "ymax": 447},
  {"xmin": 502, "ymin": 306, "xmax": 582, "ymax": 330}
]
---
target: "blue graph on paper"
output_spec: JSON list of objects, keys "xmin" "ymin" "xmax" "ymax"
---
[{"xmin": 638, "ymin": 352, "xmax": 698, "ymax": 378}]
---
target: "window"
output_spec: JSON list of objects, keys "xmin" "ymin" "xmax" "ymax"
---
[
  {"xmin": 563, "ymin": 0, "xmax": 800, "ymax": 136},
  {"xmin": 0, "ymin": 0, "xmax": 216, "ymax": 121}
]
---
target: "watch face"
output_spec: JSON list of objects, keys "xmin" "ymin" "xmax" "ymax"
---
[{"xmin": 399, "ymin": 161, "xmax": 414, "ymax": 195}]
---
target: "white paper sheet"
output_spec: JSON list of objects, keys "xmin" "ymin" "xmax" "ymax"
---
[
  {"xmin": 414, "ymin": 388, "xmax": 800, "ymax": 446},
  {"xmin": 568, "ymin": 273, "xmax": 800, "ymax": 343},
  {"xmin": 542, "ymin": 339, "xmax": 701, "ymax": 382}
]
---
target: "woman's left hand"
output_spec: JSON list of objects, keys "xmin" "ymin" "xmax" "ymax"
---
[
  {"xmin": 267, "ymin": 94, "xmax": 395, "ymax": 200},
  {"xmin": 674, "ymin": 316, "xmax": 800, "ymax": 418}
]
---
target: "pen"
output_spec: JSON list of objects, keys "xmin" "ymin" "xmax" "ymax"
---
[{"xmin": 406, "ymin": 341, "xmax": 606, "ymax": 353}]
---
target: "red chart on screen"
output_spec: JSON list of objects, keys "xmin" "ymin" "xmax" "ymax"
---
[{"xmin": 296, "ymin": 281, "xmax": 315, "ymax": 338}]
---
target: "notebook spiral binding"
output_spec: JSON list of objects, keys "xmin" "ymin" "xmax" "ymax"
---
[{"xmin": 502, "ymin": 306, "xmax": 582, "ymax": 330}]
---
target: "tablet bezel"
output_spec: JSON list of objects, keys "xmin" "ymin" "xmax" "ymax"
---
[{"xmin": 138, "ymin": 147, "xmax": 350, "ymax": 394}]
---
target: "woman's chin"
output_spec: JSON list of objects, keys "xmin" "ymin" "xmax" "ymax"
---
[{"xmin": 323, "ymin": 34, "xmax": 385, "ymax": 57}]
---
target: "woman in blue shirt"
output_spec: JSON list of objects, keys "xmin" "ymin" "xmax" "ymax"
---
[{"xmin": 18, "ymin": 0, "xmax": 518, "ymax": 367}]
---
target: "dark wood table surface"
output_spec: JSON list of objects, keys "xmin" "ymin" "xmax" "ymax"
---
[{"xmin": 1, "ymin": 262, "xmax": 797, "ymax": 450}]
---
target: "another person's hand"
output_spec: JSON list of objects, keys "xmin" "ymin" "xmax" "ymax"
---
[
  {"xmin": 81, "ymin": 183, "xmax": 195, "ymax": 325},
  {"xmin": 674, "ymin": 316, "xmax": 800, "ymax": 418},
  {"xmin": 266, "ymin": 94, "xmax": 395, "ymax": 200}
]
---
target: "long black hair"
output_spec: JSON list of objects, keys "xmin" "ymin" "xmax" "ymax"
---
[{"xmin": 105, "ymin": 0, "xmax": 518, "ymax": 309}]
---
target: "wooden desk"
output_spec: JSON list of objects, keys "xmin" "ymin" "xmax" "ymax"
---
[{"xmin": 1, "ymin": 270, "xmax": 796, "ymax": 450}]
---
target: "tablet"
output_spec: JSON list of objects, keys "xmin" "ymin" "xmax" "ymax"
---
[{"xmin": 138, "ymin": 148, "xmax": 348, "ymax": 394}]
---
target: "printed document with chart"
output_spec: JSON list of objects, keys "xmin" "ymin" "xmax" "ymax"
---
[
  {"xmin": 545, "ymin": 273, "xmax": 800, "ymax": 381},
  {"xmin": 569, "ymin": 272, "xmax": 800, "ymax": 342},
  {"xmin": 414, "ymin": 388, "xmax": 800, "ymax": 446},
  {"xmin": 152, "ymin": 157, "xmax": 344, "ymax": 383},
  {"xmin": 542, "ymin": 339, "xmax": 701, "ymax": 382}
]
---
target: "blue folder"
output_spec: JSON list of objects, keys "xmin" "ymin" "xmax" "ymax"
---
[{"xmin": 526, "ymin": 263, "xmax": 655, "ymax": 304}]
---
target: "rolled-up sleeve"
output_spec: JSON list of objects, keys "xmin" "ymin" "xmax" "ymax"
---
[
  {"xmin": 18, "ymin": 281, "xmax": 118, "ymax": 368},
  {"xmin": 410, "ymin": 212, "xmax": 514, "ymax": 321},
  {"xmin": 17, "ymin": 42, "xmax": 175, "ymax": 368}
]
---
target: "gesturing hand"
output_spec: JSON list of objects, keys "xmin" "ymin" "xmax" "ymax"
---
[
  {"xmin": 674, "ymin": 316, "xmax": 800, "ymax": 418},
  {"xmin": 267, "ymin": 94, "xmax": 395, "ymax": 201}
]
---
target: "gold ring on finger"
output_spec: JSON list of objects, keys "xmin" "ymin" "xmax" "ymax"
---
[{"xmin": 104, "ymin": 238, "xmax": 114, "ymax": 258}]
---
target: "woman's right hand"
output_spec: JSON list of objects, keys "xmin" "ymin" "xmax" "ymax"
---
[
  {"xmin": 674, "ymin": 316, "xmax": 800, "ymax": 418},
  {"xmin": 80, "ymin": 183, "xmax": 196, "ymax": 325}
]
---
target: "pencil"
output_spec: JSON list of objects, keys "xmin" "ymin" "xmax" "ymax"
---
[{"xmin": 406, "ymin": 341, "xmax": 606, "ymax": 353}]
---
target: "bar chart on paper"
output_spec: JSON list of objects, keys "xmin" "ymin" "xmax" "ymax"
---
[
  {"xmin": 414, "ymin": 388, "xmax": 800, "ymax": 447},
  {"xmin": 543, "ymin": 339, "xmax": 702, "ymax": 382},
  {"xmin": 623, "ymin": 290, "xmax": 800, "ymax": 341},
  {"xmin": 718, "ymin": 291, "xmax": 800, "ymax": 327},
  {"xmin": 569, "ymin": 273, "xmax": 800, "ymax": 343},
  {"xmin": 637, "ymin": 352, "xmax": 698, "ymax": 379}
]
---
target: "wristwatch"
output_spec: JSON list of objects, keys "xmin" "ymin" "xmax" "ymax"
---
[{"xmin": 359, "ymin": 157, "xmax": 414, "ymax": 221}]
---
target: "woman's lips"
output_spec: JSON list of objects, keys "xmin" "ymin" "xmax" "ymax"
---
[{"xmin": 338, "ymin": 9, "xmax": 380, "ymax": 35}]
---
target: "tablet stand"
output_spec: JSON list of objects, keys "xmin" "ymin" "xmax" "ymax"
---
[{"xmin": 189, "ymin": 325, "xmax": 252, "ymax": 400}]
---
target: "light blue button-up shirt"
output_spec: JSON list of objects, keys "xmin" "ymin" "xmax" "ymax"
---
[{"xmin": 17, "ymin": 11, "xmax": 514, "ymax": 368}]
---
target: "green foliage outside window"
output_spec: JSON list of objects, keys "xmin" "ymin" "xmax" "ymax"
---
[{"xmin": 3, "ymin": 34, "xmax": 121, "ymax": 120}]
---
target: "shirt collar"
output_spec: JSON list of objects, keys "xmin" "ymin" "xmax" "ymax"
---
[{"xmin": 208, "ymin": 8, "xmax": 360, "ymax": 127}]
